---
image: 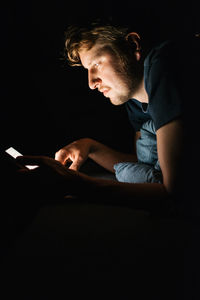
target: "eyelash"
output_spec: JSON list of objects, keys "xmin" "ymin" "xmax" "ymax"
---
[{"xmin": 89, "ymin": 62, "xmax": 100, "ymax": 73}]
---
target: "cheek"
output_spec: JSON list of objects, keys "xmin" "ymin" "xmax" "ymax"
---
[
  {"xmin": 102, "ymin": 68, "xmax": 123, "ymax": 86},
  {"xmin": 110, "ymin": 71, "xmax": 129, "ymax": 90}
]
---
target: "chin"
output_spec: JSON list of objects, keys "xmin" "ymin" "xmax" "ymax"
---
[{"xmin": 109, "ymin": 96, "xmax": 129, "ymax": 106}]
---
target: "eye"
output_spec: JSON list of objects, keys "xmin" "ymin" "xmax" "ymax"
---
[{"xmin": 90, "ymin": 62, "xmax": 100, "ymax": 73}]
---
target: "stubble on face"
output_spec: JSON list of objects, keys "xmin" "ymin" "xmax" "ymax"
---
[
  {"xmin": 104, "ymin": 48, "xmax": 144, "ymax": 105},
  {"xmin": 107, "ymin": 65, "xmax": 136, "ymax": 105},
  {"xmin": 79, "ymin": 43, "xmax": 144, "ymax": 106}
]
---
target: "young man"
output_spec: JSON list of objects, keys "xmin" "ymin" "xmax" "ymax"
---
[{"xmin": 17, "ymin": 21, "xmax": 199, "ymax": 213}]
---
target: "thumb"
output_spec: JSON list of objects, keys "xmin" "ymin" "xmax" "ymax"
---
[
  {"xmin": 69, "ymin": 157, "xmax": 84, "ymax": 171},
  {"xmin": 69, "ymin": 161, "xmax": 80, "ymax": 171}
]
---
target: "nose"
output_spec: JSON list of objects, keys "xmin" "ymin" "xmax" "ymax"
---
[{"xmin": 88, "ymin": 70, "xmax": 101, "ymax": 90}]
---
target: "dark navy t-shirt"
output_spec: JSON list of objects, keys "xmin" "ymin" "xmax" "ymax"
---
[{"xmin": 126, "ymin": 39, "xmax": 186, "ymax": 132}]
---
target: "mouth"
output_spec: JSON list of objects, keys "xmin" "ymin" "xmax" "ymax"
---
[{"xmin": 99, "ymin": 88, "xmax": 110, "ymax": 97}]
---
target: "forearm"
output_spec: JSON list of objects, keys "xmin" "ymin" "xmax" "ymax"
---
[
  {"xmin": 16, "ymin": 155, "xmax": 172, "ymax": 214},
  {"xmin": 76, "ymin": 173, "xmax": 172, "ymax": 214},
  {"xmin": 87, "ymin": 138, "xmax": 137, "ymax": 173}
]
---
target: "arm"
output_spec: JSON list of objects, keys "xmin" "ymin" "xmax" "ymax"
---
[
  {"xmin": 55, "ymin": 137, "xmax": 137, "ymax": 172},
  {"xmin": 156, "ymin": 118, "xmax": 183, "ymax": 194},
  {"xmin": 17, "ymin": 120, "xmax": 182, "ymax": 213},
  {"xmin": 17, "ymin": 154, "xmax": 168, "ymax": 213},
  {"xmin": 88, "ymin": 138, "xmax": 137, "ymax": 172},
  {"xmin": 81, "ymin": 119, "xmax": 183, "ymax": 210}
]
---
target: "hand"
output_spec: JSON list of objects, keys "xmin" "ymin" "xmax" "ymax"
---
[
  {"xmin": 55, "ymin": 138, "xmax": 92, "ymax": 171},
  {"xmin": 16, "ymin": 155, "xmax": 82, "ymax": 197}
]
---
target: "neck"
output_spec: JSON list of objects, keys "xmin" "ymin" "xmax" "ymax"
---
[{"xmin": 131, "ymin": 77, "xmax": 148, "ymax": 103}]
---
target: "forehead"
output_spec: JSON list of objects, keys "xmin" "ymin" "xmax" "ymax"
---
[{"xmin": 79, "ymin": 43, "xmax": 113, "ymax": 68}]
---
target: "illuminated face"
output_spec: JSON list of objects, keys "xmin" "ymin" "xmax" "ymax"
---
[{"xmin": 79, "ymin": 43, "xmax": 143, "ymax": 105}]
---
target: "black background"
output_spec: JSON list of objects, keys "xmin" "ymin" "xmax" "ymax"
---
[
  {"xmin": 1, "ymin": 0, "xmax": 199, "ymax": 156},
  {"xmin": 1, "ymin": 2, "xmax": 200, "ymax": 296}
]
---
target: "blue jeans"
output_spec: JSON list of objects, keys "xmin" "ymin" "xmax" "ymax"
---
[{"xmin": 114, "ymin": 120, "xmax": 162, "ymax": 183}]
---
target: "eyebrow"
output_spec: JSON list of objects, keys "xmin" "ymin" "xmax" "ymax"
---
[
  {"xmin": 86, "ymin": 46, "xmax": 108, "ymax": 68},
  {"xmin": 87, "ymin": 51, "xmax": 102, "ymax": 67}
]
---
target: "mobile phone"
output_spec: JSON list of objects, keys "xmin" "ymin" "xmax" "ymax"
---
[{"xmin": 5, "ymin": 147, "xmax": 39, "ymax": 170}]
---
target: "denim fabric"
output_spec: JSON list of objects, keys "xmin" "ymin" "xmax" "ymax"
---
[{"xmin": 114, "ymin": 120, "xmax": 162, "ymax": 183}]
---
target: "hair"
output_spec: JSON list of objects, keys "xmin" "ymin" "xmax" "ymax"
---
[{"xmin": 64, "ymin": 20, "xmax": 142, "ymax": 67}]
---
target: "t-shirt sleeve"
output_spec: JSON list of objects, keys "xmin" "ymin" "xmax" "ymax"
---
[{"xmin": 145, "ymin": 43, "xmax": 183, "ymax": 131}]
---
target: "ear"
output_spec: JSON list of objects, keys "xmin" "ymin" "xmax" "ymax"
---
[{"xmin": 125, "ymin": 32, "xmax": 141, "ymax": 60}]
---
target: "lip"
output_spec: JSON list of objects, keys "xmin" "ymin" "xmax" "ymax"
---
[
  {"xmin": 99, "ymin": 88, "xmax": 109, "ymax": 96},
  {"xmin": 103, "ymin": 90, "xmax": 109, "ymax": 96}
]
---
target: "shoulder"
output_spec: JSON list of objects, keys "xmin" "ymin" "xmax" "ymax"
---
[
  {"xmin": 143, "ymin": 39, "xmax": 184, "ymax": 131},
  {"xmin": 144, "ymin": 40, "xmax": 173, "ymax": 66}
]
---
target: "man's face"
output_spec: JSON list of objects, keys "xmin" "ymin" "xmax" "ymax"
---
[{"xmin": 79, "ymin": 43, "xmax": 143, "ymax": 105}]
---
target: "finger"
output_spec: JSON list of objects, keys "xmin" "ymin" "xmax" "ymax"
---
[
  {"xmin": 69, "ymin": 157, "xmax": 83, "ymax": 171},
  {"xmin": 55, "ymin": 150, "xmax": 69, "ymax": 165},
  {"xmin": 69, "ymin": 162, "xmax": 79, "ymax": 171},
  {"xmin": 17, "ymin": 168, "xmax": 30, "ymax": 173}
]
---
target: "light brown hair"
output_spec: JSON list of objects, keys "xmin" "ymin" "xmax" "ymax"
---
[{"xmin": 64, "ymin": 22, "xmax": 137, "ymax": 67}]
